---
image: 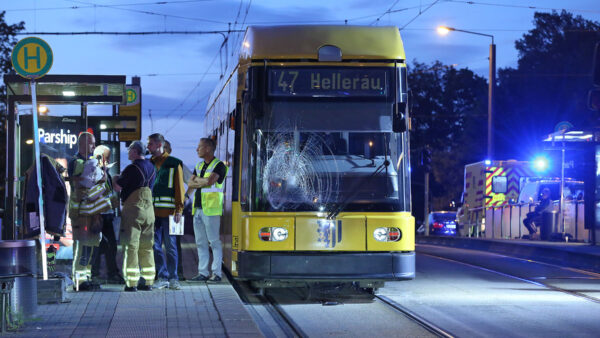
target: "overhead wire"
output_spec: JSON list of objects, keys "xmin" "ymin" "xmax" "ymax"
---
[
  {"xmin": 221, "ymin": 0, "xmax": 244, "ymax": 76},
  {"xmin": 370, "ymin": 0, "xmax": 401, "ymax": 25},
  {"xmin": 63, "ymin": 0, "xmax": 228, "ymax": 24},
  {"xmin": 162, "ymin": 91, "xmax": 212, "ymax": 136},
  {"xmin": 162, "ymin": 47, "xmax": 221, "ymax": 136},
  {"xmin": 140, "ymin": 72, "xmax": 221, "ymax": 76},
  {"xmin": 445, "ymin": 0, "xmax": 600, "ymax": 15},
  {"xmin": 229, "ymin": 0, "xmax": 244, "ymax": 56},
  {"xmin": 230, "ymin": 0, "xmax": 252, "ymax": 59},
  {"xmin": 399, "ymin": 0, "xmax": 441, "ymax": 30},
  {"xmin": 16, "ymin": 30, "xmax": 244, "ymax": 35},
  {"xmin": 6, "ymin": 0, "xmax": 214, "ymax": 12}
]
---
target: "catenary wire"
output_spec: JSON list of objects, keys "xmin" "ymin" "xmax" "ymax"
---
[
  {"xmin": 162, "ymin": 48, "xmax": 221, "ymax": 135},
  {"xmin": 63, "ymin": 0, "xmax": 228, "ymax": 24},
  {"xmin": 6, "ymin": 0, "xmax": 214, "ymax": 12},
  {"xmin": 446, "ymin": 0, "xmax": 600, "ymax": 15}
]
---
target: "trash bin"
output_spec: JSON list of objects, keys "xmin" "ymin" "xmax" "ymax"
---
[
  {"xmin": 540, "ymin": 210, "xmax": 559, "ymax": 241},
  {"xmin": 0, "ymin": 240, "xmax": 38, "ymax": 320}
]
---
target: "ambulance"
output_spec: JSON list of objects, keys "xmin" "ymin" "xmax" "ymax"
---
[{"xmin": 457, "ymin": 160, "xmax": 536, "ymax": 236}]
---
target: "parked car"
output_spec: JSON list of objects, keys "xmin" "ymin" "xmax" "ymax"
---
[{"xmin": 429, "ymin": 211, "xmax": 457, "ymax": 236}]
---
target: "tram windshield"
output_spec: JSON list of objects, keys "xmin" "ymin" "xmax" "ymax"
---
[{"xmin": 250, "ymin": 99, "xmax": 409, "ymax": 213}]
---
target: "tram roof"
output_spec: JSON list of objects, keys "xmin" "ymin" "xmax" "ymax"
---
[{"xmin": 240, "ymin": 25, "xmax": 406, "ymax": 62}]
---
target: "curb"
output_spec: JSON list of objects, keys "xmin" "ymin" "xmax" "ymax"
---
[{"xmin": 417, "ymin": 236, "xmax": 600, "ymax": 274}]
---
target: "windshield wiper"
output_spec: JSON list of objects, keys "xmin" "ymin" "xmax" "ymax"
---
[
  {"xmin": 326, "ymin": 159, "xmax": 391, "ymax": 220},
  {"xmin": 350, "ymin": 154, "xmax": 376, "ymax": 166}
]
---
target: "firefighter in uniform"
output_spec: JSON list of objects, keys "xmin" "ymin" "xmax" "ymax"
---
[
  {"xmin": 147, "ymin": 133, "xmax": 185, "ymax": 290},
  {"xmin": 68, "ymin": 132, "xmax": 105, "ymax": 291},
  {"xmin": 187, "ymin": 138, "xmax": 228, "ymax": 282},
  {"xmin": 113, "ymin": 141, "xmax": 157, "ymax": 291}
]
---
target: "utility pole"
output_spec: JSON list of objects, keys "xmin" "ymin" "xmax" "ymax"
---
[
  {"xmin": 424, "ymin": 171, "xmax": 430, "ymax": 236},
  {"xmin": 422, "ymin": 147, "xmax": 432, "ymax": 235}
]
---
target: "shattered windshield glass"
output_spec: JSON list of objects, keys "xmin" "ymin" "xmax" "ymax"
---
[{"xmin": 251, "ymin": 100, "xmax": 407, "ymax": 212}]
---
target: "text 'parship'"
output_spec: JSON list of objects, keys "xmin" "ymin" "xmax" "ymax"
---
[{"xmin": 38, "ymin": 128, "xmax": 78, "ymax": 148}]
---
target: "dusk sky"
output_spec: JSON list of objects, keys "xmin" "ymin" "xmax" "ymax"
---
[{"xmin": 4, "ymin": 0, "xmax": 600, "ymax": 168}]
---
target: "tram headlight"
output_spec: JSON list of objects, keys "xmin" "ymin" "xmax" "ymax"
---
[
  {"xmin": 373, "ymin": 227, "xmax": 402, "ymax": 242},
  {"xmin": 259, "ymin": 227, "xmax": 288, "ymax": 241},
  {"xmin": 272, "ymin": 227, "xmax": 288, "ymax": 241}
]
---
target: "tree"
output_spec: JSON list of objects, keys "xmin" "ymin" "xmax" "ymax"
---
[
  {"xmin": 496, "ymin": 11, "xmax": 600, "ymax": 159},
  {"xmin": 0, "ymin": 11, "xmax": 25, "ymax": 211},
  {"xmin": 408, "ymin": 61, "xmax": 487, "ymax": 219}
]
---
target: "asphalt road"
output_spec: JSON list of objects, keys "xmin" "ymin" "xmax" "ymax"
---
[
  {"xmin": 254, "ymin": 245, "xmax": 600, "ymax": 337},
  {"xmin": 379, "ymin": 244, "xmax": 600, "ymax": 337}
]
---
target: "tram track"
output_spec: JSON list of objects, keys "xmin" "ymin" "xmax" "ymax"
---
[
  {"xmin": 260, "ymin": 293, "xmax": 307, "ymax": 338},
  {"xmin": 375, "ymin": 294, "xmax": 455, "ymax": 338},
  {"xmin": 231, "ymin": 275, "xmax": 451, "ymax": 338},
  {"xmin": 228, "ymin": 274, "xmax": 306, "ymax": 338},
  {"xmin": 420, "ymin": 250, "xmax": 600, "ymax": 305}
]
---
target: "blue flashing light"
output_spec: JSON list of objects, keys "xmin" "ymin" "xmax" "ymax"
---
[
  {"xmin": 484, "ymin": 159, "xmax": 491, "ymax": 166},
  {"xmin": 532, "ymin": 155, "xmax": 550, "ymax": 173}
]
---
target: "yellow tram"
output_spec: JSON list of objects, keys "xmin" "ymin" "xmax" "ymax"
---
[{"xmin": 205, "ymin": 25, "xmax": 415, "ymax": 289}]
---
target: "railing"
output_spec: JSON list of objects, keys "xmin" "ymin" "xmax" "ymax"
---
[{"xmin": 484, "ymin": 200, "xmax": 587, "ymax": 241}]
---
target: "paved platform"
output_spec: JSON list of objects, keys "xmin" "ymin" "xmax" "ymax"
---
[
  {"xmin": 6, "ymin": 235, "xmax": 263, "ymax": 337},
  {"xmin": 13, "ymin": 281, "xmax": 262, "ymax": 337},
  {"xmin": 417, "ymin": 235, "xmax": 600, "ymax": 273},
  {"xmin": 11, "ymin": 233, "xmax": 599, "ymax": 336}
]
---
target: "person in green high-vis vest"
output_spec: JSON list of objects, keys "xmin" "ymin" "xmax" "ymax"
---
[
  {"xmin": 187, "ymin": 138, "xmax": 228, "ymax": 282},
  {"xmin": 147, "ymin": 133, "xmax": 185, "ymax": 290}
]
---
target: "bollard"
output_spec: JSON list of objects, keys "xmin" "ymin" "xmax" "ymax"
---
[
  {"xmin": 0, "ymin": 240, "xmax": 38, "ymax": 322},
  {"xmin": 540, "ymin": 211, "xmax": 559, "ymax": 241}
]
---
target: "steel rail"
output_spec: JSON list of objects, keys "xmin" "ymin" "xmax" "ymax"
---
[
  {"xmin": 375, "ymin": 295, "xmax": 455, "ymax": 338},
  {"xmin": 262, "ymin": 293, "xmax": 307, "ymax": 338},
  {"xmin": 227, "ymin": 271, "xmax": 306, "ymax": 338}
]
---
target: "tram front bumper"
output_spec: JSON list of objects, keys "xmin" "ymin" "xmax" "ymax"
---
[{"xmin": 237, "ymin": 251, "xmax": 415, "ymax": 281}]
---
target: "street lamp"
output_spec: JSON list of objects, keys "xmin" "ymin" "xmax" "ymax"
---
[{"xmin": 438, "ymin": 26, "xmax": 496, "ymax": 160}]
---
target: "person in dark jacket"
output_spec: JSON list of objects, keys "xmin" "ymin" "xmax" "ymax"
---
[
  {"xmin": 523, "ymin": 188, "xmax": 552, "ymax": 239},
  {"xmin": 113, "ymin": 141, "xmax": 156, "ymax": 291}
]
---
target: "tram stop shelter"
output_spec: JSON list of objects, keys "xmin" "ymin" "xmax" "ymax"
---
[
  {"xmin": 542, "ymin": 129, "xmax": 598, "ymax": 244},
  {"xmin": 2, "ymin": 74, "xmax": 137, "ymax": 241}
]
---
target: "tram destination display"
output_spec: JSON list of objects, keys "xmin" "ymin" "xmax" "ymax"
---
[{"xmin": 268, "ymin": 68, "xmax": 389, "ymax": 97}]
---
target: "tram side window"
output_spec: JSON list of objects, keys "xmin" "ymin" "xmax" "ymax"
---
[
  {"xmin": 231, "ymin": 107, "xmax": 241, "ymax": 202},
  {"xmin": 240, "ymin": 114, "xmax": 250, "ymax": 209}
]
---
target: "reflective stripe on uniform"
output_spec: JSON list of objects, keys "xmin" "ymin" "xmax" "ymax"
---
[
  {"xmin": 202, "ymin": 187, "xmax": 222, "ymax": 193},
  {"xmin": 87, "ymin": 184, "xmax": 106, "ymax": 200},
  {"xmin": 154, "ymin": 202, "xmax": 175, "ymax": 208},
  {"xmin": 153, "ymin": 195, "xmax": 175, "ymax": 208},
  {"xmin": 79, "ymin": 198, "xmax": 112, "ymax": 215},
  {"xmin": 167, "ymin": 168, "xmax": 174, "ymax": 188},
  {"xmin": 141, "ymin": 267, "xmax": 155, "ymax": 280}
]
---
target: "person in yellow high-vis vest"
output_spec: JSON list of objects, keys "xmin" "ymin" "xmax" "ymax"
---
[
  {"xmin": 113, "ymin": 141, "xmax": 157, "ymax": 291},
  {"xmin": 68, "ymin": 132, "xmax": 103, "ymax": 291},
  {"xmin": 187, "ymin": 138, "xmax": 228, "ymax": 282}
]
